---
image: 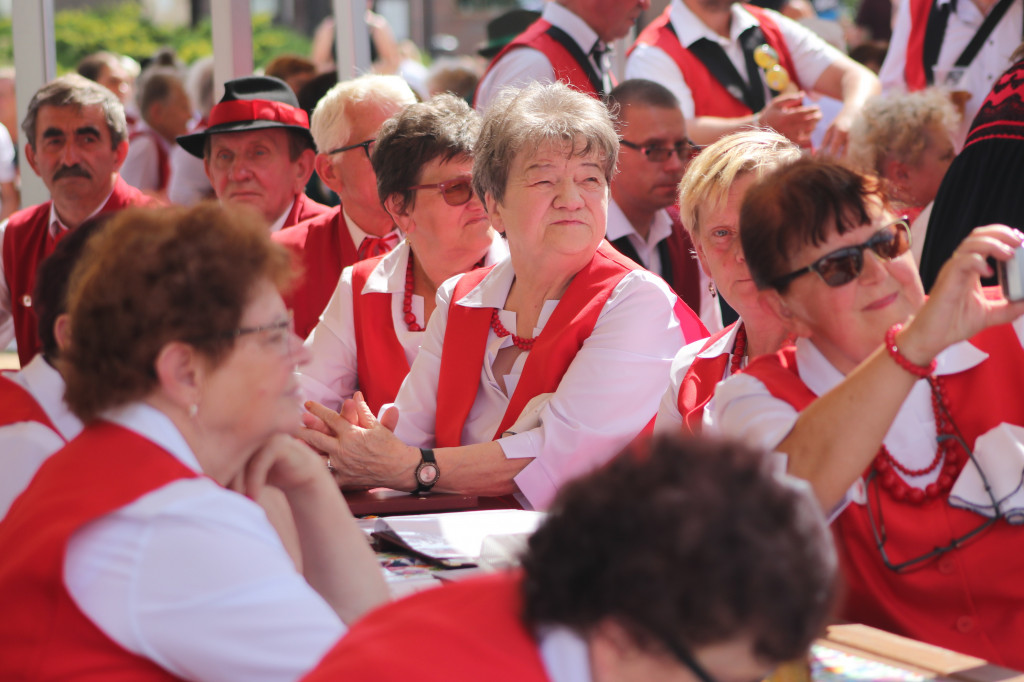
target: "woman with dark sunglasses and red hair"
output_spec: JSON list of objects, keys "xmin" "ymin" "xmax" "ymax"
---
[
  {"xmin": 299, "ymin": 94, "xmax": 506, "ymax": 417},
  {"xmin": 708, "ymin": 156, "xmax": 1024, "ymax": 668}
]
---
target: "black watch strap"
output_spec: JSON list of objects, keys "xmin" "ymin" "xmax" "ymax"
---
[{"xmin": 414, "ymin": 448, "xmax": 439, "ymax": 494}]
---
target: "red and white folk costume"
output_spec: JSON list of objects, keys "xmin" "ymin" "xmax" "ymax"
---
[
  {"xmin": 300, "ymin": 234, "xmax": 509, "ymax": 416},
  {"xmin": 393, "ymin": 242, "xmax": 705, "ymax": 510},
  {"xmin": 708, "ymin": 322, "xmax": 1024, "ymax": 668}
]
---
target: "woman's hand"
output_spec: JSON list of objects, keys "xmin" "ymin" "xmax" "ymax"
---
[
  {"xmin": 902, "ymin": 225, "xmax": 1024, "ymax": 363},
  {"xmin": 241, "ymin": 434, "xmax": 328, "ymax": 502},
  {"xmin": 299, "ymin": 392, "xmax": 419, "ymax": 490}
]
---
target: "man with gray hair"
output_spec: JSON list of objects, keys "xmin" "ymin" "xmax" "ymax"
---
[
  {"xmin": 273, "ymin": 74, "xmax": 416, "ymax": 338},
  {"xmin": 0, "ymin": 74, "xmax": 152, "ymax": 365}
]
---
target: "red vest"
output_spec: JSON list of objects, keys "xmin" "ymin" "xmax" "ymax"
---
[
  {"xmin": 478, "ymin": 18, "xmax": 602, "ymax": 101},
  {"xmin": 630, "ymin": 4, "xmax": 801, "ymax": 117},
  {"xmin": 742, "ymin": 324, "xmax": 1024, "ymax": 668},
  {"xmin": 676, "ymin": 322, "xmax": 739, "ymax": 434},
  {"xmin": 273, "ymin": 207, "xmax": 358, "ymax": 339},
  {"xmin": 301, "ymin": 572, "xmax": 550, "ymax": 682},
  {"xmin": 350, "ymin": 255, "xmax": 413, "ymax": 416},
  {"xmin": 434, "ymin": 242, "xmax": 702, "ymax": 447},
  {"xmin": 283, "ymin": 193, "xmax": 331, "ymax": 231},
  {"xmin": 0, "ymin": 372, "xmax": 58, "ymax": 433},
  {"xmin": 904, "ymin": 0, "xmax": 937, "ymax": 90},
  {"xmin": 0, "ymin": 421, "xmax": 196, "ymax": 680},
  {"xmin": 127, "ymin": 127, "xmax": 170, "ymax": 191},
  {"xmin": 2, "ymin": 176, "xmax": 153, "ymax": 366},
  {"xmin": 664, "ymin": 207, "xmax": 703, "ymax": 316}
]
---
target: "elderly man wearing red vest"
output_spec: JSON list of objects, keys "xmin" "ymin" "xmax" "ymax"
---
[
  {"xmin": 177, "ymin": 75, "xmax": 329, "ymax": 234},
  {"xmin": 273, "ymin": 74, "xmax": 416, "ymax": 339},
  {"xmin": 605, "ymin": 79, "xmax": 718, "ymax": 332},
  {"xmin": 0, "ymin": 74, "xmax": 152, "ymax": 366},
  {"xmin": 475, "ymin": 0, "xmax": 651, "ymax": 111},
  {"xmin": 627, "ymin": 0, "xmax": 878, "ymax": 156}
]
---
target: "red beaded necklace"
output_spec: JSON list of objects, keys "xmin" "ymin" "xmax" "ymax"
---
[
  {"xmin": 489, "ymin": 309, "xmax": 537, "ymax": 350},
  {"xmin": 403, "ymin": 253, "xmax": 487, "ymax": 333},
  {"xmin": 729, "ymin": 323, "xmax": 747, "ymax": 375},
  {"xmin": 872, "ymin": 376, "xmax": 964, "ymax": 505},
  {"xmin": 402, "ymin": 255, "xmax": 425, "ymax": 332}
]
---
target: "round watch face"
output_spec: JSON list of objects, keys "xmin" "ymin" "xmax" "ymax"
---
[{"xmin": 417, "ymin": 463, "xmax": 439, "ymax": 486}]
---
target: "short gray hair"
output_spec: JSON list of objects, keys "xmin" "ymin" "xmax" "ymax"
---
[
  {"xmin": 309, "ymin": 74, "xmax": 416, "ymax": 154},
  {"xmin": 473, "ymin": 81, "xmax": 618, "ymax": 206},
  {"xmin": 22, "ymin": 74, "xmax": 127, "ymax": 150}
]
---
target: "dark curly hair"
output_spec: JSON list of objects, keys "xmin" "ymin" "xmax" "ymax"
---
[
  {"xmin": 61, "ymin": 202, "xmax": 295, "ymax": 422},
  {"xmin": 521, "ymin": 433, "xmax": 837, "ymax": 664},
  {"xmin": 371, "ymin": 93, "xmax": 479, "ymax": 212},
  {"xmin": 740, "ymin": 158, "xmax": 888, "ymax": 292}
]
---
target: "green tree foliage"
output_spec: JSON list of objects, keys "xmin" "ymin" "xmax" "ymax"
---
[{"xmin": 0, "ymin": 3, "xmax": 312, "ymax": 71}]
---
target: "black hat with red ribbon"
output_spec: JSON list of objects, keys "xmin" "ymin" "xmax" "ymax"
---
[{"xmin": 177, "ymin": 75, "xmax": 313, "ymax": 158}]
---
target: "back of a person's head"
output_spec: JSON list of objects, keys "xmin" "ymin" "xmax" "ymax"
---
[
  {"xmin": 76, "ymin": 51, "xmax": 120, "ymax": 82},
  {"xmin": 521, "ymin": 433, "xmax": 837, "ymax": 664},
  {"xmin": 606, "ymin": 78, "xmax": 680, "ymax": 114},
  {"xmin": 135, "ymin": 66, "xmax": 185, "ymax": 122}
]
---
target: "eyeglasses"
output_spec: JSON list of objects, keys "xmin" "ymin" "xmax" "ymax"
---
[
  {"xmin": 221, "ymin": 310, "xmax": 296, "ymax": 356},
  {"xmin": 661, "ymin": 636, "xmax": 719, "ymax": 682},
  {"xmin": 620, "ymin": 138, "xmax": 703, "ymax": 163},
  {"xmin": 327, "ymin": 138, "xmax": 375, "ymax": 159},
  {"xmin": 408, "ymin": 177, "xmax": 475, "ymax": 206},
  {"xmin": 865, "ymin": 390, "xmax": 1002, "ymax": 573},
  {"xmin": 771, "ymin": 219, "xmax": 911, "ymax": 290}
]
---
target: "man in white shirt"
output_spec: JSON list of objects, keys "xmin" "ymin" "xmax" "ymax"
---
[
  {"xmin": 120, "ymin": 66, "xmax": 192, "ymax": 197},
  {"xmin": 605, "ymin": 79, "xmax": 718, "ymax": 331},
  {"xmin": 879, "ymin": 0, "xmax": 1022, "ymax": 146},
  {"xmin": 475, "ymin": 0, "xmax": 651, "ymax": 111},
  {"xmin": 272, "ymin": 74, "xmax": 417, "ymax": 338},
  {"xmin": 626, "ymin": 0, "xmax": 878, "ymax": 155}
]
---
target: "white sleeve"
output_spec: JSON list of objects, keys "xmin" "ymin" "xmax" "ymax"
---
[
  {"xmin": 653, "ymin": 340, "xmax": 704, "ymax": 434},
  {"xmin": 120, "ymin": 136, "xmax": 160, "ymax": 192},
  {"xmin": 0, "ymin": 125, "xmax": 16, "ymax": 183},
  {"xmin": 391, "ymin": 277, "xmax": 455, "ymax": 448},
  {"xmin": 769, "ymin": 10, "xmax": 849, "ymax": 93},
  {"xmin": 0, "ymin": 423, "xmax": 66, "ymax": 520},
  {"xmin": 167, "ymin": 146, "xmax": 213, "ymax": 206},
  {"xmin": 475, "ymin": 48, "xmax": 556, "ymax": 113},
  {"xmin": 65, "ymin": 479, "xmax": 344, "ymax": 682},
  {"xmin": 502, "ymin": 272, "xmax": 685, "ymax": 510},
  {"xmin": 0, "ymin": 217, "xmax": 14, "ymax": 349},
  {"xmin": 878, "ymin": 0, "xmax": 912, "ymax": 92},
  {"xmin": 298, "ymin": 266, "xmax": 359, "ymax": 413},
  {"xmin": 626, "ymin": 43, "xmax": 697, "ymax": 119},
  {"xmin": 704, "ymin": 371, "xmax": 799, "ymax": 449}
]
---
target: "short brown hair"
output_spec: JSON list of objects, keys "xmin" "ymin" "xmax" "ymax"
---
[
  {"xmin": 23, "ymin": 74, "xmax": 127, "ymax": 150},
  {"xmin": 371, "ymin": 93, "xmax": 480, "ymax": 210},
  {"xmin": 741, "ymin": 158, "xmax": 884, "ymax": 292},
  {"xmin": 522, "ymin": 433, "xmax": 837, "ymax": 663},
  {"xmin": 473, "ymin": 81, "xmax": 618, "ymax": 206},
  {"xmin": 62, "ymin": 202, "xmax": 295, "ymax": 422}
]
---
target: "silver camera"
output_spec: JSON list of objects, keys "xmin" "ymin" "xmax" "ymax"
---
[{"xmin": 999, "ymin": 244, "xmax": 1024, "ymax": 301}]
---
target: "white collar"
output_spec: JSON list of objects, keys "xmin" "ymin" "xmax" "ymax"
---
[
  {"xmin": 267, "ymin": 198, "xmax": 295, "ymax": 234},
  {"xmin": 537, "ymin": 625, "xmax": 592, "ymax": 682},
  {"xmin": 342, "ymin": 206, "xmax": 402, "ymax": 250},
  {"xmin": 543, "ymin": 2, "xmax": 602, "ymax": 55},
  {"xmin": 17, "ymin": 354, "xmax": 83, "ymax": 440},
  {"xmin": 669, "ymin": 0, "xmax": 760, "ymax": 47},
  {"xmin": 697, "ymin": 320, "xmax": 742, "ymax": 359},
  {"xmin": 795, "ymin": 335, "xmax": 990, "ymax": 398},
  {"xmin": 453, "ymin": 257, "xmax": 517, "ymax": 309},
  {"xmin": 362, "ymin": 232, "xmax": 510, "ymax": 296},
  {"xmin": 101, "ymin": 401, "xmax": 203, "ymax": 474},
  {"xmin": 605, "ymin": 199, "xmax": 674, "ymax": 246},
  {"xmin": 47, "ymin": 182, "xmax": 117, "ymax": 238}
]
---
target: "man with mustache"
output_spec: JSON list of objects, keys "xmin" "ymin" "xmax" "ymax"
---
[{"xmin": 0, "ymin": 74, "xmax": 152, "ymax": 366}]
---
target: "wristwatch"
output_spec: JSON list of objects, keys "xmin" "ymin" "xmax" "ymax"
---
[{"xmin": 414, "ymin": 448, "xmax": 440, "ymax": 494}]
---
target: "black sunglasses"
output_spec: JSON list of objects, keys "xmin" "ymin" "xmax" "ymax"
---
[
  {"xmin": 772, "ymin": 219, "xmax": 911, "ymax": 289},
  {"xmin": 408, "ymin": 178, "xmax": 475, "ymax": 206},
  {"xmin": 327, "ymin": 138, "xmax": 375, "ymax": 159},
  {"xmin": 620, "ymin": 138, "xmax": 703, "ymax": 163}
]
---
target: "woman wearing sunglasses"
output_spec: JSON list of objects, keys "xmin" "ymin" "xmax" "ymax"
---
[
  {"xmin": 301, "ymin": 82, "xmax": 705, "ymax": 511},
  {"xmin": 0, "ymin": 204, "xmax": 387, "ymax": 679},
  {"xmin": 299, "ymin": 94, "xmax": 506, "ymax": 417},
  {"xmin": 709, "ymin": 157, "xmax": 1024, "ymax": 667},
  {"xmin": 655, "ymin": 130, "xmax": 801, "ymax": 434}
]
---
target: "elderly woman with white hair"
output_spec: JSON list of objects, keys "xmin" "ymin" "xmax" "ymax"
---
[{"xmin": 301, "ymin": 81, "xmax": 705, "ymax": 510}]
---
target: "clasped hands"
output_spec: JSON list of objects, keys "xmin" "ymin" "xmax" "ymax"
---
[{"xmin": 298, "ymin": 392, "xmax": 420, "ymax": 491}]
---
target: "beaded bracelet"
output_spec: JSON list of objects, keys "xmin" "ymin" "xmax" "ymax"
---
[{"xmin": 884, "ymin": 323, "xmax": 935, "ymax": 378}]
